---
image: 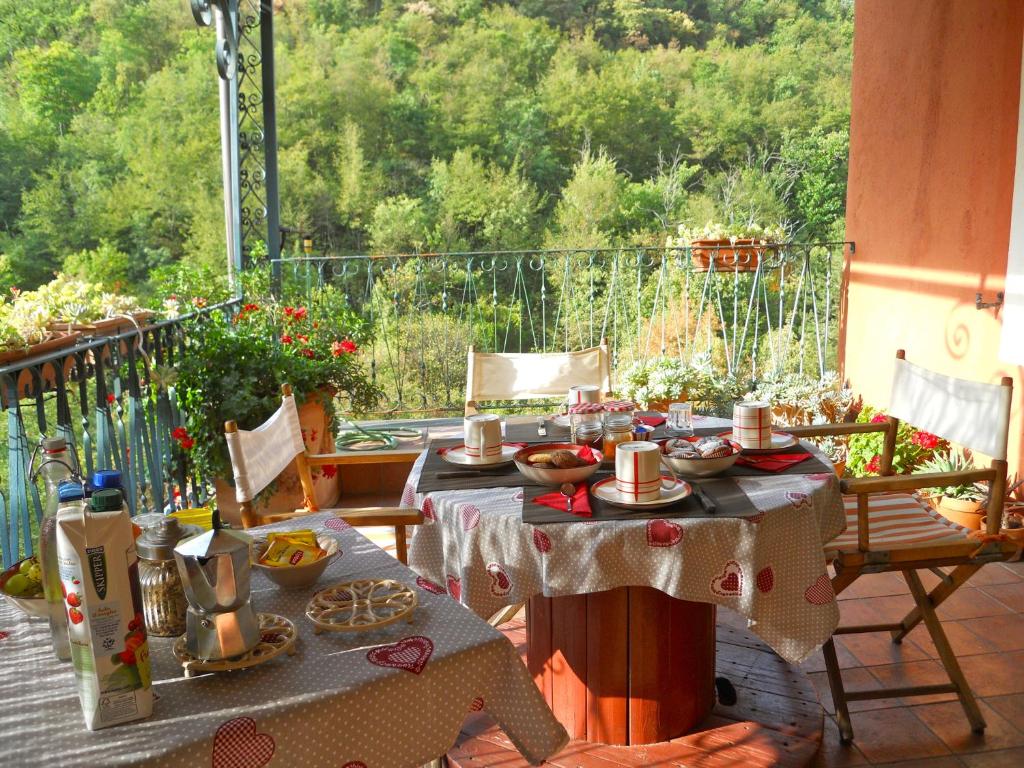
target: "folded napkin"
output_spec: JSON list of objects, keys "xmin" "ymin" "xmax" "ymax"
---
[
  {"xmin": 735, "ymin": 452, "xmax": 812, "ymax": 472},
  {"xmin": 577, "ymin": 444, "xmax": 599, "ymax": 465},
  {"xmin": 437, "ymin": 441, "xmax": 527, "ymax": 456},
  {"xmin": 531, "ymin": 483, "xmax": 592, "ymax": 518},
  {"xmin": 635, "ymin": 415, "xmax": 666, "ymax": 428}
]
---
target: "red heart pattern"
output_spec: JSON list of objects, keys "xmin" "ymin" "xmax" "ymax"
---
[
  {"xmin": 401, "ymin": 483, "xmax": 415, "ymax": 506},
  {"xmin": 416, "ymin": 576, "xmax": 445, "ymax": 595},
  {"xmin": 422, "ymin": 497, "xmax": 436, "ymax": 522},
  {"xmin": 469, "ymin": 696, "xmax": 485, "ymax": 712},
  {"xmin": 747, "ymin": 511, "xmax": 766, "ymax": 524},
  {"xmin": 366, "ymin": 635, "xmax": 434, "ymax": 675},
  {"xmin": 711, "ymin": 561, "xmax": 744, "ymax": 597},
  {"xmin": 513, "ymin": 490, "xmax": 524, "ymax": 502},
  {"xmin": 460, "ymin": 504, "xmax": 480, "ymax": 531},
  {"xmin": 756, "ymin": 566, "xmax": 775, "ymax": 593},
  {"xmin": 212, "ymin": 717, "xmax": 275, "ymax": 768},
  {"xmin": 0, "ymin": 631, "xmax": 8, "ymax": 641},
  {"xmin": 323, "ymin": 517, "xmax": 351, "ymax": 531},
  {"xmin": 804, "ymin": 574, "xmax": 834, "ymax": 605},
  {"xmin": 342, "ymin": 763, "xmax": 367, "ymax": 768},
  {"xmin": 487, "ymin": 562, "xmax": 512, "ymax": 596},
  {"xmin": 446, "ymin": 575, "xmax": 462, "ymax": 600},
  {"xmin": 646, "ymin": 519, "xmax": 683, "ymax": 547},
  {"xmin": 533, "ymin": 529, "xmax": 551, "ymax": 553},
  {"xmin": 786, "ymin": 491, "xmax": 812, "ymax": 508}
]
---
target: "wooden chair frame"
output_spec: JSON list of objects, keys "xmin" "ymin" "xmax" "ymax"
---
[
  {"xmin": 224, "ymin": 385, "xmax": 423, "ymax": 563},
  {"xmin": 786, "ymin": 350, "xmax": 1016, "ymax": 743},
  {"xmin": 465, "ymin": 338, "xmax": 612, "ymax": 416}
]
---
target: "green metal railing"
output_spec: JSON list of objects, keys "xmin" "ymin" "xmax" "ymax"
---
[
  {"xmin": 272, "ymin": 242, "xmax": 850, "ymax": 415},
  {"xmin": 0, "ymin": 301, "xmax": 238, "ymax": 568}
]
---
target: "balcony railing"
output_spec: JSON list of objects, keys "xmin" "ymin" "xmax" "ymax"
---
[
  {"xmin": 272, "ymin": 242, "xmax": 850, "ymax": 415},
  {"xmin": 0, "ymin": 301, "xmax": 238, "ymax": 568}
]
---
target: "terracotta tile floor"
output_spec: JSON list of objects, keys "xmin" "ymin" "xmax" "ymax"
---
[{"xmin": 806, "ymin": 561, "xmax": 1024, "ymax": 767}]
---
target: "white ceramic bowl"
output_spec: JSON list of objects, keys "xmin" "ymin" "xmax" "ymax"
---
[
  {"xmin": 514, "ymin": 443, "xmax": 604, "ymax": 487},
  {"xmin": 251, "ymin": 535, "xmax": 340, "ymax": 589},
  {"xmin": 1, "ymin": 557, "xmax": 47, "ymax": 619},
  {"xmin": 659, "ymin": 437, "xmax": 741, "ymax": 478}
]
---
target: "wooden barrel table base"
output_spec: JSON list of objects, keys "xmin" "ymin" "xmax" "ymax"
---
[
  {"xmin": 449, "ymin": 608, "xmax": 825, "ymax": 767},
  {"xmin": 527, "ymin": 586, "xmax": 716, "ymax": 745}
]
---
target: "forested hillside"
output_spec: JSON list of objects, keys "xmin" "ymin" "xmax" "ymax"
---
[{"xmin": 0, "ymin": 0, "xmax": 852, "ymax": 299}]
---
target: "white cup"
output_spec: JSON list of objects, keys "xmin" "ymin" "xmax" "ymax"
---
[
  {"xmin": 567, "ymin": 385, "xmax": 601, "ymax": 405},
  {"xmin": 732, "ymin": 401, "xmax": 772, "ymax": 449},
  {"xmin": 464, "ymin": 414, "xmax": 503, "ymax": 460},
  {"xmin": 615, "ymin": 442, "xmax": 675, "ymax": 502}
]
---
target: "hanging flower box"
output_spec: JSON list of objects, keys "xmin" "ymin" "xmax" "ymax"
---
[
  {"xmin": 0, "ymin": 331, "xmax": 82, "ymax": 366},
  {"xmin": 690, "ymin": 238, "xmax": 769, "ymax": 272}
]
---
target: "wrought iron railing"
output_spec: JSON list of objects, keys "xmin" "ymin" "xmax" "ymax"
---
[
  {"xmin": 272, "ymin": 242, "xmax": 850, "ymax": 415},
  {"xmin": 0, "ymin": 301, "xmax": 239, "ymax": 568}
]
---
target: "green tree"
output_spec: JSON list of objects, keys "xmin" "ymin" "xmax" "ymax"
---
[{"xmin": 12, "ymin": 41, "xmax": 99, "ymax": 132}]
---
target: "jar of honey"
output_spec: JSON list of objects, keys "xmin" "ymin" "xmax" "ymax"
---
[{"xmin": 601, "ymin": 400, "xmax": 636, "ymax": 458}]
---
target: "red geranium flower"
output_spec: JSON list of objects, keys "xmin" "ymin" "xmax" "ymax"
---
[
  {"xmin": 299, "ymin": 348, "xmax": 315, "ymax": 359},
  {"xmin": 180, "ymin": 438, "xmax": 195, "ymax": 450},
  {"xmin": 281, "ymin": 334, "xmax": 293, "ymax": 344},
  {"xmin": 911, "ymin": 431, "xmax": 939, "ymax": 449},
  {"xmin": 283, "ymin": 306, "xmax": 294, "ymax": 317},
  {"xmin": 296, "ymin": 334, "xmax": 309, "ymax": 343},
  {"xmin": 171, "ymin": 427, "xmax": 188, "ymax": 441},
  {"xmin": 243, "ymin": 303, "xmax": 259, "ymax": 312},
  {"xmin": 870, "ymin": 413, "xmax": 888, "ymax": 424},
  {"xmin": 865, "ymin": 454, "xmax": 881, "ymax": 474},
  {"xmin": 332, "ymin": 339, "xmax": 357, "ymax": 356},
  {"xmin": 107, "ymin": 394, "xmax": 116, "ymax": 404},
  {"xmin": 294, "ymin": 307, "xmax": 308, "ymax": 321}
]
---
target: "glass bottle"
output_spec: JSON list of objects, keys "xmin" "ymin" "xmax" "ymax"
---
[
  {"xmin": 37, "ymin": 438, "xmax": 75, "ymax": 661},
  {"xmin": 136, "ymin": 517, "xmax": 199, "ymax": 637},
  {"xmin": 601, "ymin": 400, "xmax": 637, "ymax": 459}
]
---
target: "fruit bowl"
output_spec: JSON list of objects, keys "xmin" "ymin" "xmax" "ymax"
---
[
  {"xmin": 514, "ymin": 443, "xmax": 604, "ymax": 487},
  {"xmin": 0, "ymin": 556, "xmax": 48, "ymax": 619},
  {"xmin": 659, "ymin": 436, "xmax": 741, "ymax": 478},
  {"xmin": 251, "ymin": 535, "xmax": 340, "ymax": 589}
]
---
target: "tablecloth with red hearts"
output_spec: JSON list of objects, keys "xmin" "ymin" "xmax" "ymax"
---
[
  {"xmin": 405, "ymin": 416, "xmax": 847, "ymax": 664},
  {"xmin": 0, "ymin": 513, "xmax": 568, "ymax": 768}
]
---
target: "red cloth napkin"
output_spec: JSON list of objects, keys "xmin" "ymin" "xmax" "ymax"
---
[
  {"xmin": 437, "ymin": 441, "xmax": 527, "ymax": 456},
  {"xmin": 736, "ymin": 452, "xmax": 812, "ymax": 472},
  {"xmin": 531, "ymin": 483, "xmax": 592, "ymax": 518},
  {"xmin": 577, "ymin": 445, "xmax": 599, "ymax": 465},
  {"xmin": 635, "ymin": 415, "xmax": 666, "ymax": 428}
]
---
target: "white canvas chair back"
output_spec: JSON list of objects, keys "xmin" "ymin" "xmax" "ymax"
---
[
  {"xmin": 465, "ymin": 342, "xmax": 610, "ymax": 412},
  {"xmin": 225, "ymin": 394, "xmax": 307, "ymax": 502},
  {"xmin": 888, "ymin": 358, "xmax": 1012, "ymax": 460}
]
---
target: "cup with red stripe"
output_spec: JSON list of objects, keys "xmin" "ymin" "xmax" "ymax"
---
[
  {"xmin": 615, "ymin": 442, "xmax": 675, "ymax": 502},
  {"xmin": 567, "ymin": 385, "xmax": 600, "ymax": 406},
  {"xmin": 731, "ymin": 401, "xmax": 772, "ymax": 449},
  {"xmin": 463, "ymin": 414, "xmax": 503, "ymax": 460}
]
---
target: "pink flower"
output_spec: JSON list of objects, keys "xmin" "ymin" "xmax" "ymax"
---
[{"xmin": 870, "ymin": 413, "xmax": 888, "ymax": 424}]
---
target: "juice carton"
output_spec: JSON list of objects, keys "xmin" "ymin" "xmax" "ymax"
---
[{"xmin": 56, "ymin": 488, "xmax": 153, "ymax": 730}]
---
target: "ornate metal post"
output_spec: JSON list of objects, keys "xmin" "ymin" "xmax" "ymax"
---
[{"xmin": 190, "ymin": 0, "xmax": 281, "ymax": 294}]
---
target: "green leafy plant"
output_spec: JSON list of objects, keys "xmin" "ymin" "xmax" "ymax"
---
[
  {"xmin": 918, "ymin": 448, "xmax": 987, "ymax": 502},
  {"xmin": 672, "ymin": 220, "xmax": 787, "ymax": 244},
  {"xmin": 846, "ymin": 405, "xmax": 949, "ymax": 477},
  {"xmin": 619, "ymin": 353, "xmax": 742, "ymax": 415},
  {"xmin": 175, "ymin": 287, "xmax": 380, "ymax": 486}
]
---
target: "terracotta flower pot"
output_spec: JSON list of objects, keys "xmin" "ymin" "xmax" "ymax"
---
[
  {"xmin": 690, "ymin": 239, "xmax": 770, "ymax": 272},
  {"xmin": 979, "ymin": 510, "xmax": 1024, "ymax": 542},
  {"xmin": 215, "ymin": 392, "xmax": 341, "ymax": 527},
  {"xmin": 937, "ymin": 496, "xmax": 985, "ymax": 530}
]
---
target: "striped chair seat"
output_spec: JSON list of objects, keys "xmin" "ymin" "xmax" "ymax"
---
[{"xmin": 827, "ymin": 492, "xmax": 972, "ymax": 555}]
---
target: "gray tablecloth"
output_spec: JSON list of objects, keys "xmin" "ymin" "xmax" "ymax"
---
[{"xmin": 0, "ymin": 513, "xmax": 568, "ymax": 768}]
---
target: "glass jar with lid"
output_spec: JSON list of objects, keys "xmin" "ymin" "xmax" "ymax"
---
[
  {"xmin": 569, "ymin": 402, "xmax": 604, "ymax": 447},
  {"xmin": 601, "ymin": 400, "xmax": 636, "ymax": 458},
  {"xmin": 136, "ymin": 517, "xmax": 201, "ymax": 637}
]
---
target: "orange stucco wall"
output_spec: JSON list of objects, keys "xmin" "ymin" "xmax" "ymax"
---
[{"xmin": 843, "ymin": 0, "xmax": 1024, "ymax": 476}]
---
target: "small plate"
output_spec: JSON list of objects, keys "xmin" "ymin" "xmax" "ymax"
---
[
  {"xmin": 439, "ymin": 443, "xmax": 519, "ymax": 467},
  {"xmin": 717, "ymin": 430, "xmax": 797, "ymax": 453},
  {"xmin": 590, "ymin": 476, "xmax": 692, "ymax": 510}
]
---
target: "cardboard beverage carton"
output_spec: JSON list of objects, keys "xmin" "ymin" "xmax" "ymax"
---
[{"xmin": 56, "ymin": 488, "xmax": 153, "ymax": 730}]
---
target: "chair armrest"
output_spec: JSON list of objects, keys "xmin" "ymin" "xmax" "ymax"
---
[
  {"xmin": 784, "ymin": 422, "xmax": 890, "ymax": 438},
  {"xmin": 840, "ymin": 469, "xmax": 996, "ymax": 495},
  {"xmin": 336, "ymin": 507, "xmax": 424, "ymax": 527},
  {"xmin": 307, "ymin": 450, "xmax": 422, "ymax": 466}
]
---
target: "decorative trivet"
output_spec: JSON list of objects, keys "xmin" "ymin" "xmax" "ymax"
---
[
  {"xmin": 306, "ymin": 579, "xmax": 417, "ymax": 634},
  {"xmin": 172, "ymin": 613, "xmax": 297, "ymax": 677}
]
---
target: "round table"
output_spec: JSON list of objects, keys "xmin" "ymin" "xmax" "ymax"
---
[{"xmin": 528, "ymin": 587, "xmax": 715, "ymax": 745}]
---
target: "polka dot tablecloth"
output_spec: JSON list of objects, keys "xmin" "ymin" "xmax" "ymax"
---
[
  {"xmin": 406, "ymin": 417, "xmax": 847, "ymax": 665},
  {"xmin": 0, "ymin": 513, "xmax": 568, "ymax": 768}
]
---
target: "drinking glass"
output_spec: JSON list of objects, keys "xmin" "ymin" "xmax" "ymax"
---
[{"xmin": 667, "ymin": 402, "xmax": 693, "ymax": 436}]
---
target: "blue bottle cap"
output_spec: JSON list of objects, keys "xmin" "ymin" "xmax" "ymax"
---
[
  {"xmin": 57, "ymin": 481, "xmax": 86, "ymax": 502},
  {"xmin": 91, "ymin": 470, "xmax": 122, "ymax": 490}
]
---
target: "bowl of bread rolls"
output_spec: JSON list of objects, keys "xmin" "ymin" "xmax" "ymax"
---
[
  {"xmin": 660, "ymin": 435, "xmax": 741, "ymax": 477},
  {"xmin": 514, "ymin": 443, "xmax": 604, "ymax": 486}
]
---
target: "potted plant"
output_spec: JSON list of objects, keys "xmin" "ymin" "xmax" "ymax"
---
[
  {"xmin": 174, "ymin": 286, "xmax": 380, "ymax": 525},
  {"xmin": 847, "ymin": 406, "xmax": 949, "ymax": 487},
  {"xmin": 670, "ymin": 221, "xmax": 786, "ymax": 273},
  {"xmin": 982, "ymin": 474, "xmax": 1024, "ymax": 541},
  {"xmin": 919, "ymin": 448, "xmax": 988, "ymax": 530},
  {"xmin": 618, "ymin": 353, "xmax": 742, "ymax": 416}
]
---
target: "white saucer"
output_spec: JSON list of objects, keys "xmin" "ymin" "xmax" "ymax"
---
[
  {"xmin": 717, "ymin": 430, "xmax": 797, "ymax": 453},
  {"xmin": 590, "ymin": 476, "xmax": 692, "ymax": 510},
  {"xmin": 439, "ymin": 444, "xmax": 518, "ymax": 467}
]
